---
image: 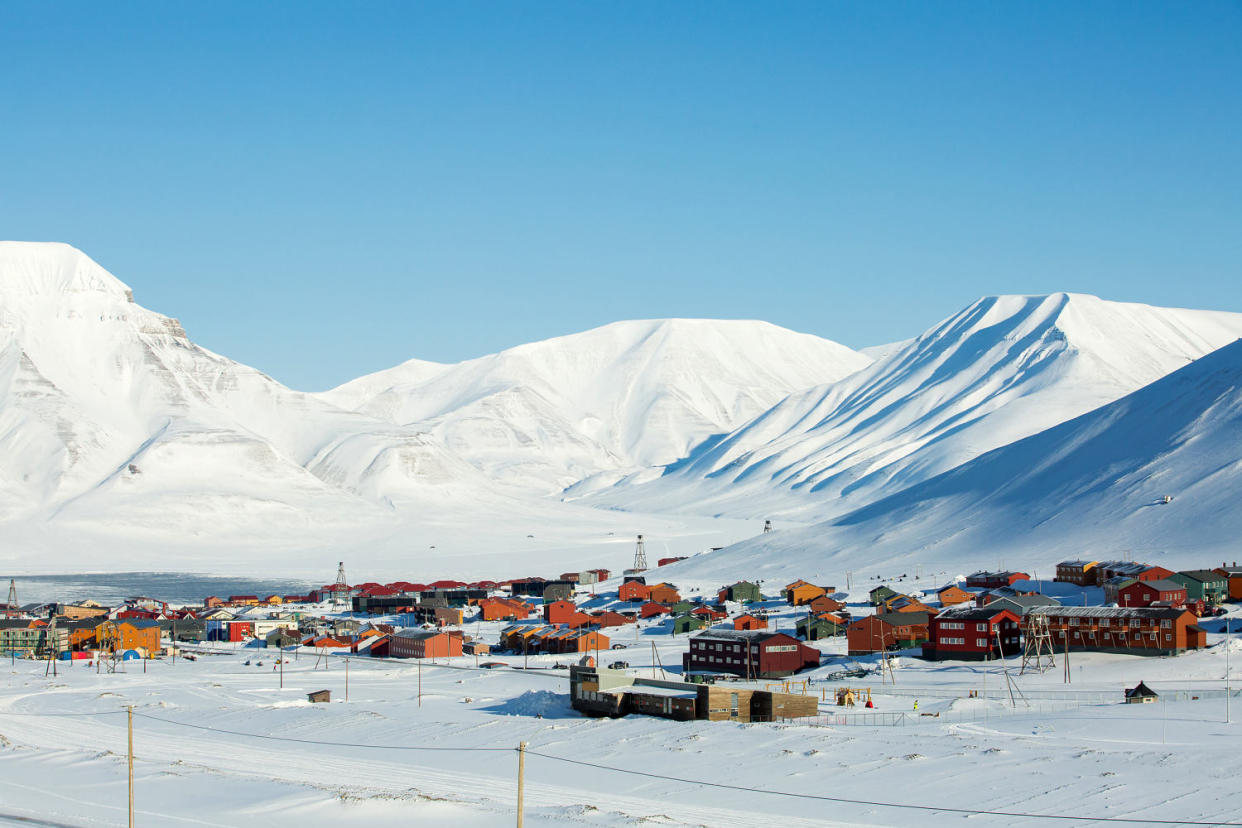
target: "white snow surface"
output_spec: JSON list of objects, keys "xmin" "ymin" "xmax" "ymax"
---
[
  {"xmin": 4, "ymin": 607, "xmax": 1242, "ymax": 827},
  {"xmin": 320, "ymin": 317, "xmax": 871, "ymax": 494},
  {"xmin": 4, "ymin": 241, "xmax": 1242, "ymax": 584},
  {"xmin": 665, "ymin": 335, "xmax": 1242, "ymax": 587},
  {"xmin": 589, "ymin": 292, "xmax": 1242, "ymax": 522}
]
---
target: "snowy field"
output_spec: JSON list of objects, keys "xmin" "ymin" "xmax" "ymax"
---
[{"xmin": 5, "ymin": 603, "xmax": 1242, "ymax": 827}]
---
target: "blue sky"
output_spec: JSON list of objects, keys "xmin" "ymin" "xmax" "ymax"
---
[{"xmin": 2, "ymin": 2, "xmax": 1240, "ymax": 390}]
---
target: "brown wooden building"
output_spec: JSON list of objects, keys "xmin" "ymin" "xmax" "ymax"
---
[{"xmin": 1027, "ymin": 606, "xmax": 1206, "ymax": 656}]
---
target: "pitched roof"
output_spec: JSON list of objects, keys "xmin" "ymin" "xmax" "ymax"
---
[{"xmin": 934, "ymin": 606, "xmax": 1021, "ymax": 622}]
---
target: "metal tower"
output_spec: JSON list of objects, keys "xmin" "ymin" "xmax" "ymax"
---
[
  {"xmin": 1019, "ymin": 613, "xmax": 1056, "ymax": 675},
  {"xmin": 632, "ymin": 535, "xmax": 647, "ymax": 572},
  {"xmin": 6, "ymin": 578, "xmax": 15, "ymax": 608},
  {"xmin": 333, "ymin": 561, "xmax": 348, "ymax": 609},
  {"xmin": 763, "ymin": 519, "xmax": 772, "ymax": 534}
]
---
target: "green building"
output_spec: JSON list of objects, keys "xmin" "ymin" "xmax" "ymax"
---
[
  {"xmin": 796, "ymin": 615, "xmax": 845, "ymax": 640},
  {"xmin": 718, "ymin": 581, "xmax": 762, "ymax": 603},
  {"xmin": 1170, "ymin": 570, "xmax": 1228, "ymax": 605},
  {"xmin": 672, "ymin": 614, "xmax": 708, "ymax": 635},
  {"xmin": 0, "ymin": 622, "xmax": 69, "ymax": 658},
  {"xmin": 869, "ymin": 585, "xmax": 898, "ymax": 606}
]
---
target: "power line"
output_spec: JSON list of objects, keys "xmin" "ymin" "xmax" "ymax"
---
[
  {"xmin": 7, "ymin": 708, "xmax": 1235, "ymax": 825},
  {"xmin": 0, "ymin": 710, "xmax": 126, "ymax": 718},
  {"xmin": 132, "ymin": 712, "xmax": 510, "ymax": 752},
  {"xmin": 523, "ymin": 749, "xmax": 1242, "ymax": 826}
]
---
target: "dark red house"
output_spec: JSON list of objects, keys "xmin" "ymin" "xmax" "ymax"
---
[
  {"xmin": 1118, "ymin": 579, "xmax": 1187, "ymax": 609},
  {"xmin": 923, "ymin": 606, "xmax": 1021, "ymax": 661},
  {"xmin": 682, "ymin": 630, "xmax": 820, "ymax": 678}
]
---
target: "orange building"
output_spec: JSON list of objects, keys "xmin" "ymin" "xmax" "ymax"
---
[
  {"xmin": 733, "ymin": 613, "xmax": 768, "ymax": 631},
  {"xmin": 96, "ymin": 620, "xmax": 161, "ymax": 656},
  {"xmin": 482, "ymin": 598, "xmax": 533, "ymax": 622},
  {"xmin": 647, "ymin": 583, "xmax": 682, "ymax": 605},
  {"xmin": 807, "ymin": 594, "xmax": 846, "ymax": 614},
  {"xmin": 784, "ymin": 580, "xmax": 827, "ymax": 606},
  {"xmin": 936, "ymin": 585, "xmax": 975, "ymax": 606},
  {"xmin": 543, "ymin": 600, "xmax": 578, "ymax": 624},
  {"xmin": 390, "ymin": 629, "xmax": 463, "ymax": 659},
  {"xmin": 618, "ymin": 581, "xmax": 650, "ymax": 603}
]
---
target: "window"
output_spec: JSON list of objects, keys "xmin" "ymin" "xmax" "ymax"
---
[
  {"xmin": 1161, "ymin": 620, "xmax": 1171, "ymax": 629},
  {"xmin": 1070, "ymin": 618, "xmax": 1079, "ymax": 626},
  {"xmin": 976, "ymin": 638, "xmax": 989, "ymax": 647},
  {"xmin": 1130, "ymin": 620, "xmax": 1141, "ymax": 629},
  {"xmin": 766, "ymin": 645, "xmax": 798, "ymax": 653},
  {"xmin": 976, "ymin": 623, "xmax": 986, "ymax": 631},
  {"xmin": 1101, "ymin": 619, "xmax": 1110, "ymax": 627},
  {"xmin": 1166, "ymin": 634, "xmax": 1172, "ymax": 642}
]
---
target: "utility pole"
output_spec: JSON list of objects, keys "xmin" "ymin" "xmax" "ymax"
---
[
  {"xmin": 1227, "ymin": 615, "xmax": 1232, "ymax": 724},
  {"xmin": 516, "ymin": 741, "xmax": 527, "ymax": 828},
  {"xmin": 345, "ymin": 657, "xmax": 350, "ymax": 703},
  {"xmin": 279, "ymin": 651, "xmax": 284, "ymax": 689},
  {"xmin": 418, "ymin": 658, "xmax": 422, "ymax": 707},
  {"xmin": 127, "ymin": 705, "xmax": 135, "ymax": 828}
]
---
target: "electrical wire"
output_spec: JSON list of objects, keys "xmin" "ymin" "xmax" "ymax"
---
[
  {"xmin": 132, "ymin": 711, "xmax": 510, "ymax": 751},
  {"xmin": 0, "ymin": 710, "xmax": 126, "ymax": 718},
  {"xmin": 524, "ymin": 749, "xmax": 1242, "ymax": 825}
]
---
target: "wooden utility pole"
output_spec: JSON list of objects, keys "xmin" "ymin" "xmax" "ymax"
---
[
  {"xmin": 516, "ymin": 741, "xmax": 527, "ymax": 828},
  {"xmin": 418, "ymin": 658, "xmax": 422, "ymax": 707},
  {"xmin": 279, "ymin": 652, "xmax": 283, "ymax": 689},
  {"xmin": 345, "ymin": 657, "xmax": 350, "ymax": 702},
  {"xmin": 127, "ymin": 705, "xmax": 135, "ymax": 828}
]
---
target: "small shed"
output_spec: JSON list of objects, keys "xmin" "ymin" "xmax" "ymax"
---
[
  {"xmin": 307, "ymin": 689, "xmax": 331, "ymax": 704},
  {"xmin": 1124, "ymin": 681, "xmax": 1158, "ymax": 704}
]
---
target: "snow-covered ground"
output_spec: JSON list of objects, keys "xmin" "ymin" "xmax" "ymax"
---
[{"xmin": 5, "ymin": 600, "xmax": 1242, "ymax": 827}]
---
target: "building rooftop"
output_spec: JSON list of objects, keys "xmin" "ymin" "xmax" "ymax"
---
[{"xmin": 1027, "ymin": 605, "xmax": 1187, "ymax": 620}]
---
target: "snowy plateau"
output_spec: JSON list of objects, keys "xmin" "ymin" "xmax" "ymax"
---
[{"xmin": 2, "ymin": 241, "xmax": 1241, "ymax": 582}]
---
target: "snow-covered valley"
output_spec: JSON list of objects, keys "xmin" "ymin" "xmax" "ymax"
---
[{"xmin": 2, "ymin": 241, "xmax": 1241, "ymax": 585}]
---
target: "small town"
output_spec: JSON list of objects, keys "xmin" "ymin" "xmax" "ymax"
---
[{"xmin": 6, "ymin": 546, "xmax": 1239, "ymax": 725}]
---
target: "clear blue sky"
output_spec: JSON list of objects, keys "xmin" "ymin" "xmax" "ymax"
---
[{"xmin": 3, "ymin": 2, "xmax": 1240, "ymax": 390}]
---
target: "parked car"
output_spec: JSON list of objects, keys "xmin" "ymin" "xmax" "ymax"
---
[
  {"xmin": 608, "ymin": 661, "xmax": 629, "ymax": 669},
  {"xmin": 479, "ymin": 662, "xmax": 508, "ymax": 669},
  {"xmin": 610, "ymin": 643, "xmax": 626, "ymax": 649}
]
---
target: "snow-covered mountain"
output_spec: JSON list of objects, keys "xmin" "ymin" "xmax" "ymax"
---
[
  {"xmin": 666, "ymin": 335, "xmax": 1242, "ymax": 586},
  {"xmin": 320, "ymin": 318, "xmax": 871, "ymax": 494},
  {"xmin": 588, "ymin": 293, "xmax": 1242, "ymax": 522},
  {"xmin": 0, "ymin": 241, "xmax": 503, "ymax": 533}
]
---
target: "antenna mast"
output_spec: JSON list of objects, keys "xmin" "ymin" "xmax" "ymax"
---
[
  {"xmin": 632, "ymin": 535, "xmax": 647, "ymax": 572},
  {"xmin": 333, "ymin": 561, "xmax": 348, "ymax": 610}
]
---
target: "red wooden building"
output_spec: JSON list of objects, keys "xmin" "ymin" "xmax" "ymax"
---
[
  {"xmin": 923, "ymin": 606, "xmax": 1021, "ymax": 661},
  {"xmin": 1118, "ymin": 579, "xmax": 1187, "ymax": 609},
  {"xmin": 846, "ymin": 613, "xmax": 931, "ymax": 655},
  {"xmin": 682, "ymin": 630, "xmax": 820, "ymax": 678},
  {"xmin": 389, "ymin": 629, "xmax": 463, "ymax": 659}
]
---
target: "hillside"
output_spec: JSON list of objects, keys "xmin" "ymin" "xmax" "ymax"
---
[
  {"xmin": 663, "ymin": 336, "xmax": 1242, "ymax": 587},
  {"xmin": 320, "ymin": 318, "xmax": 872, "ymax": 494},
  {"xmin": 588, "ymin": 293, "xmax": 1242, "ymax": 522}
]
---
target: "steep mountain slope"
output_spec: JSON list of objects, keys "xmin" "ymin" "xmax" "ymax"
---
[
  {"xmin": 664, "ymin": 336, "xmax": 1242, "ymax": 587},
  {"xmin": 0, "ymin": 241, "xmax": 500, "ymax": 531},
  {"xmin": 591, "ymin": 293, "xmax": 1242, "ymax": 521},
  {"xmin": 320, "ymin": 319, "xmax": 872, "ymax": 494}
]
